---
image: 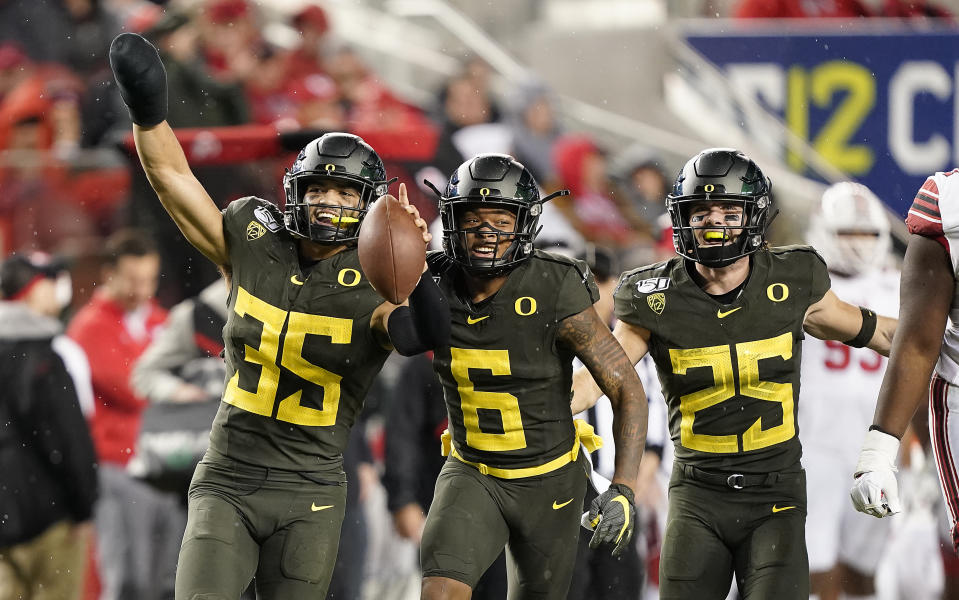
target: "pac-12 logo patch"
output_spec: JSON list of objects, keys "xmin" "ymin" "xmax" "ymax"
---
[
  {"xmin": 246, "ymin": 221, "xmax": 266, "ymax": 241},
  {"xmin": 636, "ymin": 277, "xmax": 670, "ymax": 294},
  {"xmin": 254, "ymin": 206, "xmax": 282, "ymax": 232},
  {"xmin": 647, "ymin": 292, "xmax": 665, "ymax": 315}
]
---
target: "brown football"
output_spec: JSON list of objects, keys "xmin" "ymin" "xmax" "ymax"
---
[{"xmin": 358, "ymin": 195, "xmax": 426, "ymax": 304}]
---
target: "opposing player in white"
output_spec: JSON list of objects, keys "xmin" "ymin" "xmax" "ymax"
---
[
  {"xmin": 851, "ymin": 169, "xmax": 959, "ymax": 556},
  {"xmin": 802, "ymin": 182, "xmax": 898, "ymax": 600}
]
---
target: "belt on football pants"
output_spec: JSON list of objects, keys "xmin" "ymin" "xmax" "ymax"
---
[
  {"xmin": 678, "ymin": 463, "xmax": 803, "ymax": 490},
  {"xmin": 440, "ymin": 419, "xmax": 603, "ymax": 480}
]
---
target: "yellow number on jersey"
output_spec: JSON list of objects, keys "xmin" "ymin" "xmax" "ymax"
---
[
  {"xmin": 669, "ymin": 332, "xmax": 795, "ymax": 453},
  {"xmin": 450, "ymin": 347, "xmax": 527, "ymax": 452},
  {"xmin": 223, "ymin": 286, "xmax": 351, "ymax": 426}
]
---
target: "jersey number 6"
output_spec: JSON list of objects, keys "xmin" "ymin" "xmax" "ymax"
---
[
  {"xmin": 450, "ymin": 348, "xmax": 528, "ymax": 452},
  {"xmin": 223, "ymin": 286, "xmax": 349, "ymax": 426}
]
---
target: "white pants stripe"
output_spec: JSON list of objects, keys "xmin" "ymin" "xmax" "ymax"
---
[{"xmin": 929, "ymin": 374, "xmax": 959, "ymax": 549}]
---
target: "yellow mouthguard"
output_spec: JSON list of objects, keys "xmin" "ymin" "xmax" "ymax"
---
[
  {"xmin": 704, "ymin": 231, "xmax": 727, "ymax": 241},
  {"xmin": 329, "ymin": 216, "xmax": 359, "ymax": 224}
]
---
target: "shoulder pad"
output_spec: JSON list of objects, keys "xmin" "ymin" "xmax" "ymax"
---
[
  {"xmin": 768, "ymin": 244, "xmax": 827, "ymax": 264},
  {"xmin": 427, "ymin": 251, "xmax": 456, "ymax": 276}
]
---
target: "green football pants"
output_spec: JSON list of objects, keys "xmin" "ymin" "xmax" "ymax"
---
[{"xmin": 175, "ymin": 458, "xmax": 347, "ymax": 600}]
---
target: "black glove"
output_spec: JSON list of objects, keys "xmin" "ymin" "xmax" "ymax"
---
[
  {"xmin": 109, "ymin": 33, "xmax": 168, "ymax": 127},
  {"xmin": 584, "ymin": 482, "xmax": 636, "ymax": 556}
]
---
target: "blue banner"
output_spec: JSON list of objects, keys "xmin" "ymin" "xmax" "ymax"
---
[{"xmin": 683, "ymin": 26, "xmax": 959, "ymax": 217}]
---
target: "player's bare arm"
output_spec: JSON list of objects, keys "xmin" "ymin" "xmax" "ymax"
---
[
  {"xmin": 802, "ymin": 289, "xmax": 897, "ymax": 356},
  {"xmin": 558, "ymin": 306, "xmax": 648, "ymax": 488},
  {"xmin": 873, "ymin": 234, "xmax": 953, "ymax": 438},
  {"xmin": 110, "ymin": 33, "xmax": 228, "ymax": 269},
  {"xmin": 570, "ymin": 320, "xmax": 651, "ymax": 414}
]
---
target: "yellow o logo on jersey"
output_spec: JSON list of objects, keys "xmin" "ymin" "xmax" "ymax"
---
[
  {"xmin": 338, "ymin": 268, "xmax": 361, "ymax": 287},
  {"xmin": 515, "ymin": 297, "xmax": 537, "ymax": 316},
  {"xmin": 767, "ymin": 283, "xmax": 789, "ymax": 302}
]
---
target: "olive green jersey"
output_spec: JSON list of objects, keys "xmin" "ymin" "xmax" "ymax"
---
[
  {"xmin": 429, "ymin": 250, "xmax": 599, "ymax": 470},
  {"xmin": 207, "ymin": 197, "xmax": 390, "ymax": 472},
  {"xmin": 614, "ymin": 247, "xmax": 831, "ymax": 474}
]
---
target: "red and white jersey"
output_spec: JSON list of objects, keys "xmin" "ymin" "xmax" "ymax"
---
[
  {"xmin": 907, "ymin": 170, "xmax": 959, "ymax": 385},
  {"xmin": 799, "ymin": 269, "xmax": 899, "ymax": 455}
]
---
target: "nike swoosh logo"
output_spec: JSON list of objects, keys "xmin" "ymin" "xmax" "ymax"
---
[
  {"xmin": 311, "ymin": 503, "xmax": 334, "ymax": 512},
  {"xmin": 291, "ymin": 275, "xmax": 304, "ymax": 286},
  {"xmin": 771, "ymin": 504, "xmax": 796, "ymax": 513},
  {"xmin": 467, "ymin": 315, "xmax": 489, "ymax": 324},
  {"xmin": 552, "ymin": 498, "xmax": 574, "ymax": 510},
  {"xmin": 717, "ymin": 307, "xmax": 742, "ymax": 318}
]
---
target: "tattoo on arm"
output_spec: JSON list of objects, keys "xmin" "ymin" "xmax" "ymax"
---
[{"xmin": 559, "ymin": 309, "xmax": 648, "ymax": 485}]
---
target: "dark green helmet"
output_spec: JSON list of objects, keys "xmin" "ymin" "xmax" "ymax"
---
[
  {"xmin": 283, "ymin": 133, "xmax": 388, "ymax": 244},
  {"xmin": 667, "ymin": 148, "xmax": 774, "ymax": 267}
]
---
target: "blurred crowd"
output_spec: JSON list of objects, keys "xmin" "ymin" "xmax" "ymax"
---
[{"xmin": 2, "ymin": 0, "xmax": 959, "ymax": 599}]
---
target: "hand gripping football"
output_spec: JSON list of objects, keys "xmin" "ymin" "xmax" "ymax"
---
[{"xmin": 358, "ymin": 190, "xmax": 426, "ymax": 304}]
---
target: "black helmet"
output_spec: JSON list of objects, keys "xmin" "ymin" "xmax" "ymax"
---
[
  {"xmin": 667, "ymin": 148, "xmax": 774, "ymax": 267},
  {"xmin": 282, "ymin": 133, "xmax": 389, "ymax": 244},
  {"xmin": 430, "ymin": 154, "xmax": 565, "ymax": 277}
]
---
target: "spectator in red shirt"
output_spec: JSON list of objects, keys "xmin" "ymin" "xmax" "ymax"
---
[
  {"xmin": 67, "ymin": 229, "xmax": 175, "ymax": 600},
  {"xmin": 735, "ymin": 0, "xmax": 871, "ymax": 18},
  {"xmin": 285, "ymin": 4, "xmax": 331, "ymax": 81},
  {"xmin": 67, "ymin": 229, "xmax": 166, "ymax": 467}
]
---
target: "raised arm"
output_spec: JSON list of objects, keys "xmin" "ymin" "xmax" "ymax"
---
[
  {"xmin": 558, "ymin": 306, "xmax": 647, "ymax": 556},
  {"xmin": 803, "ymin": 289, "xmax": 896, "ymax": 356},
  {"xmin": 570, "ymin": 319, "xmax": 651, "ymax": 414},
  {"xmin": 110, "ymin": 33, "xmax": 228, "ymax": 268}
]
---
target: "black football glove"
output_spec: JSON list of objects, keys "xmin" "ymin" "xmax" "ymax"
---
[
  {"xmin": 584, "ymin": 482, "xmax": 636, "ymax": 556},
  {"xmin": 109, "ymin": 33, "xmax": 168, "ymax": 127}
]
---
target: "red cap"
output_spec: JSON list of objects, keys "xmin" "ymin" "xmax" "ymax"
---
[
  {"xmin": 205, "ymin": 0, "xmax": 251, "ymax": 24},
  {"xmin": 293, "ymin": 5, "xmax": 329, "ymax": 34}
]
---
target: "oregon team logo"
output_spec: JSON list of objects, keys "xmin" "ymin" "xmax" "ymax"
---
[
  {"xmin": 325, "ymin": 164, "xmax": 336, "ymax": 173},
  {"xmin": 338, "ymin": 268, "xmax": 361, "ymax": 287},
  {"xmin": 647, "ymin": 292, "xmax": 665, "ymax": 314},
  {"xmin": 246, "ymin": 221, "xmax": 266, "ymax": 241},
  {"xmin": 514, "ymin": 296, "xmax": 536, "ymax": 316},
  {"xmin": 767, "ymin": 283, "xmax": 789, "ymax": 302}
]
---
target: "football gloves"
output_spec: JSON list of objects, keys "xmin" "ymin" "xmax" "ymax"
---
[
  {"xmin": 582, "ymin": 482, "xmax": 636, "ymax": 556},
  {"xmin": 850, "ymin": 428, "xmax": 902, "ymax": 518},
  {"xmin": 109, "ymin": 33, "xmax": 168, "ymax": 127}
]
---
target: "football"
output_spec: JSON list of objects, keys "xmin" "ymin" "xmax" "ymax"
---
[{"xmin": 358, "ymin": 193, "xmax": 426, "ymax": 304}]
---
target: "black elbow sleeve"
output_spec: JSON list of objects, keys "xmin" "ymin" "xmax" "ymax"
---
[{"xmin": 387, "ymin": 273, "xmax": 450, "ymax": 356}]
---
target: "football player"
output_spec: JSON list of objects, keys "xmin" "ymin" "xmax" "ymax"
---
[
  {"xmin": 850, "ymin": 169, "xmax": 959, "ymax": 557},
  {"xmin": 802, "ymin": 182, "xmax": 898, "ymax": 600},
  {"xmin": 414, "ymin": 154, "xmax": 648, "ymax": 600},
  {"xmin": 572, "ymin": 148, "xmax": 897, "ymax": 599},
  {"xmin": 108, "ymin": 33, "xmax": 449, "ymax": 599}
]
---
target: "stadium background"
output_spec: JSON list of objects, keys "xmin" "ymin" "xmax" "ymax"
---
[{"xmin": 2, "ymin": 0, "xmax": 958, "ymax": 598}]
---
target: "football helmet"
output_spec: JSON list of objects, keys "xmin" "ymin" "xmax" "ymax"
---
[
  {"xmin": 807, "ymin": 182, "xmax": 891, "ymax": 276},
  {"xmin": 667, "ymin": 148, "xmax": 775, "ymax": 268},
  {"xmin": 283, "ymin": 133, "xmax": 389, "ymax": 244},
  {"xmin": 429, "ymin": 154, "xmax": 565, "ymax": 277}
]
